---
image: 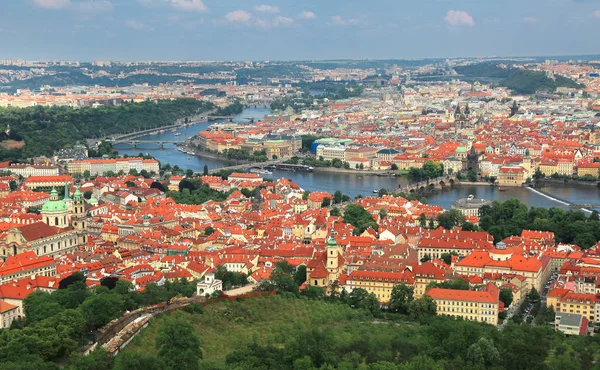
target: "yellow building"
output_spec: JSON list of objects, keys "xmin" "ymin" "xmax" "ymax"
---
[
  {"xmin": 426, "ymin": 282, "xmax": 500, "ymax": 325},
  {"xmin": 306, "ymin": 235, "xmax": 346, "ymax": 292},
  {"xmin": 577, "ymin": 162, "xmax": 600, "ymax": 178},
  {"xmin": 497, "ymin": 166, "xmax": 526, "ymax": 187},
  {"xmin": 316, "ymin": 145, "xmax": 346, "ymax": 162},
  {"xmin": 341, "ymin": 271, "xmax": 415, "ymax": 303},
  {"xmin": 548, "ymin": 290, "xmax": 596, "ymax": 323}
]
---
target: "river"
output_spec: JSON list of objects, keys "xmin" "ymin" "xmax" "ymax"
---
[{"xmin": 114, "ymin": 107, "xmax": 600, "ymax": 211}]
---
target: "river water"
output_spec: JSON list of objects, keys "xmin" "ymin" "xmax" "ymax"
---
[{"xmin": 114, "ymin": 107, "xmax": 600, "ymax": 211}]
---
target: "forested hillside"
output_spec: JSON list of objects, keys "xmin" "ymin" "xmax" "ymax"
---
[
  {"xmin": 454, "ymin": 63, "xmax": 583, "ymax": 94},
  {"xmin": 116, "ymin": 294, "xmax": 600, "ymax": 370},
  {"xmin": 0, "ymin": 98, "xmax": 213, "ymax": 161}
]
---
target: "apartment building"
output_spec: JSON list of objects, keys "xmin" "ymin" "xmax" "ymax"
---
[
  {"xmin": 427, "ymin": 282, "xmax": 500, "ymax": 325},
  {"xmin": 340, "ymin": 270, "xmax": 415, "ymax": 303}
]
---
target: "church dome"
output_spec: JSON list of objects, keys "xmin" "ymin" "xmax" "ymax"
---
[
  {"xmin": 456, "ymin": 146, "xmax": 467, "ymax": 153},
  {"xmin": 42, "ymin": 189, "xmax": 68, "ymax": 212}
]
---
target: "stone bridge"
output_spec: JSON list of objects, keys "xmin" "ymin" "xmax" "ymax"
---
[
  {"xmin": 112, "ymin": 140, "xmax": 182, "ymax": 149},
  {"xmin": 202, "ymin": 160, "xmax": 283, "ymax": 175},
  {"xmin": 398, "ymin": 174, "xmax": 457, "ymax": 193}
]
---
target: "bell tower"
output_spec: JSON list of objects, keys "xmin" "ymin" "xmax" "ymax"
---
[
  {"xmin": 71, "ymin": 186, "xmax": 87, "ymax": 243},
  {"xmin": 326, "ymin": 228, "xmax": 339, "ymax": 271}
]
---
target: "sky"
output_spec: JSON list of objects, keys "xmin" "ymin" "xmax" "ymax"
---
[{"xmin": 1, "ymin": 0, "xmax": 600, "ymax": 61}]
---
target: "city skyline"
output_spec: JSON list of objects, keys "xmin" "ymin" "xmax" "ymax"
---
[{"xmin": 1, "ymin": 0, "xmax": 600, "ymax": 61}]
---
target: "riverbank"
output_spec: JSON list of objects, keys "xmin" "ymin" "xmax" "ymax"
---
[
  {"xmin": 535, "ymin": 178, "xmax": 600, "ymax": 187},
  {"xmin": 526, "ymin": 186, "xmax": 593, "ymax": 213},
  {"xmin": 177, "ymin": 143, "xmax": 262, "ymax": 167},
  {"xmin": 312, "ymin": 166, "xmax": 392, "ymax": 175},
  {"xmin": 454, "ymin": 181, "xmax": 495, "ymax": 187}
]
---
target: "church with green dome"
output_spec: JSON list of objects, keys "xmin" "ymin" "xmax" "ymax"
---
[{"xmin": 42, "ymin": 187, "xmax": 71, "ymax": 228}]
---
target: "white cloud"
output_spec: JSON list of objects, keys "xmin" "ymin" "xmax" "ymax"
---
[
  {"xmin": 167, "ymin": 0, "xmax": 207, "ymax": 13},
  {"xmin": 330, "ymin": 15, "xmax": 364, "ymax": 26},
  {"xmin": 226, "ymin": 10, "xmax": 252, "ymax": 23},
  {"xmin": 254, "ymin": 18, "xmax": 270, "ymax": 28},
  {"xmin": 593, "ymin": 10, "xmax": 600, "ymax": 18},
  {"xmin": 33, "ymin": 0, "xmax": 70, "ymax": 9},
  {"xmin": 274, "ymin": 16, "xmax": 293, "ymax": 26},
  {"xmin": 522, "ymin": 17, "xmax": 538, "ymax": 23},
  {"xmin": 444, "ymin": 10, "xmax": 475, "ymax": 26},
  {"xmin": 76, "ymin": 0, "xmax": 113, "ymax": 13},
  {"xmin": 125, "ymin": 19, "xmax": 153, "ymax": 31},
  {"xmin": 331, "ymin": 15, "xmax": 345, "ymax": 25},
  {"xmin": 254, "ymin": 4, "xmax": 278, "ymax": 13},
  {"xmin": 298, "ymin": 11, "xmax": 316, "ymax": 20}
]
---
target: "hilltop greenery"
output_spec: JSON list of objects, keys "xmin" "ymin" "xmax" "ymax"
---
[
  {"xmin": 118, "ymin": 294, "xmax": 600, "ymax": 370},
  {"xmin": 479, "ymin": 199, "xmax": 600, "ymax": 247},
  {"xmin": 454, "ymin": 63, "xmax": 583, "ymax": 94},
  {"xmin": 502, "ymin": 69, "xmax": 582, "ymax": 94},
  {"xmin": 0, "ymin": 273, "xmax": 197, "ymax": 370},
  {"xmin": 0, "ymin": 98, "xmax": 214, "ymax": 161},
  {"xmin": 167, "ymin": 177, "xmax": 233, "ymax": 205}
]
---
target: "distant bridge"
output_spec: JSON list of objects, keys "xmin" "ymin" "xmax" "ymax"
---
[
  {"xmin": 201, "ymin": 161, "xmax": 283, "ymax": 175},
  {"xmin": 199, "ymin": 116, "xmax": 257, "ymax": 121},
  {"xmin": 398, "ymin": 174, "xmax": 457, "ymax": 193},
  {"xmin": 112, "ymin": 140, "xmax": 182, "ymax": 149},
  {"xmin": 569, "ymin": 204, "xmax": 600, "ymax": 209}
]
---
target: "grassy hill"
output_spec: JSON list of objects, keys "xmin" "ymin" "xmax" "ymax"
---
[
  {"xmin": 0, "ymin": 98, "xmax": 214, "ymax": 161},
  {"xmin": 454, "ymin": 63, "xmax": 584, "ymax": 94},
  {"xmin": 117, "ymin": 294, "xmax": 599, "ymax": 370},
  {"xmin": 120, "ymin": 295, "xmax": 373, "ymax": 366}
]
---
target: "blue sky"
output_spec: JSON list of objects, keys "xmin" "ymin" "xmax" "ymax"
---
[{"xmin": 1, "ymin": 0, "xmax": 600, "ymax": 61}]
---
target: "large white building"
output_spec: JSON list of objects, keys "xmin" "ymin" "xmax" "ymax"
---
[
  {"xmin": 68, "ymin": 158, "xmax": 159, "ymax": 176},
  {"xmin": 0, "ymin": 163, "xmax": 59, "ymax": 178}
]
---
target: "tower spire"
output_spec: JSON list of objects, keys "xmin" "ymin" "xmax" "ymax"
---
[{"xmin": 64, "ymin": 181, "xmax": 71, "ymax": 200}]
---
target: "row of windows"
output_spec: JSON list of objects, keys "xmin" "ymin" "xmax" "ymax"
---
[
  {"xmin": 440, "ymin": 313, "xmax": 495, "ymax": 323},
  {"xmin": 438, "ymin": 306, "xmax": 495, "ymax": 315},
  {"xmin": 439, "ymin": 301, "xmax": 495, "ymax": 308}
]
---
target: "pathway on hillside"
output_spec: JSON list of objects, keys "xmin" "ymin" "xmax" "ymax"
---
[{"xmin": 87, "ymin": 284, "xmax": 259, "ymax": 357}]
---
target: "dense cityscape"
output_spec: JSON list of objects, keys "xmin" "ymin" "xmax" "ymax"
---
[{"xmin": 2, "ymin": 1, "xmax": 600, "ymax": 369}]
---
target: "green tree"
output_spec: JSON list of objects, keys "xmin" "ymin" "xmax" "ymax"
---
[
  {"xmin": 437, "ymin": 209, "xmax": 465, "ymax": 230},
  {"xmin": 23, "ymin": 291, "xmax": 63, "ymax": 325},
  {"xmin": 203, "ymin": 165, "xmax": 209, "ymax": 176},
  {"xmin": 408, "ymin": 296, "xmax": 437, "ymax": 318},
  {"xmin": 343, "ymin": 204, "xmax": 378, "ymax": 234},
  {"xmin": 156, "ymin": 315, "xmax": 202, "ymax": 370},
  {"xmin": 330, "ymin": 207, "xmax": 341, "ymax": 217},
  {"xmin": 467, "ymin": 170, "xmax": 477, "ymax": 182},
  {"xmin": 80, "ymin": 293, "xmax": 124, "ymax": 330},
  {"xmin": 113, "ymin": 351, "xmax": 165, "ymax": 370},
  {"xmin": 69, "ymin": 348, "xmax": 113, "ymax": 370},
  {"xmin": 440, "ymin": 252, "xmax": 459, "ymax": 265},
  {"xmin": 333, "ymin": 190, "xmax": 343, "ymax": 204},
  {"xmin": 419, "ymin": 213, "xmax": 427, "ymax": 228},
  {"xmin": 293, "ymin": 265, "xmax": 307, "ymax": 286},
  {"xmin": 499, "ymin": 289, "xmax": 514, "ymax": 308},
  {"xmin": 388, "ymin": 284, "xmax": 414, "ymax": 314},
  {"xmin": 466, "ymin": 337, "xmax": 500, "ymax": 369},
  {"xmin": 321, "ymin": 197, "xmax": 331, "ymax": 207}
]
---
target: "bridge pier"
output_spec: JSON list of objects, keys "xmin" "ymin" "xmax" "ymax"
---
[{"xmin": 159, "ymin": 142, "xmax": 164, "ymax": 149}]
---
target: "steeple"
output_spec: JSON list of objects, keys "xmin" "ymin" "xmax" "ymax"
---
[
  {"xmin": 327, "ymin": 221, "xmax": 337, "ymax": 248},
  {"xmin": 63, "ymin": 181, "xmax": 71, "ymax": 201},
  {"xmin": 73, "ymin": 185, "xmax": 83, "ymax": 201}
]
